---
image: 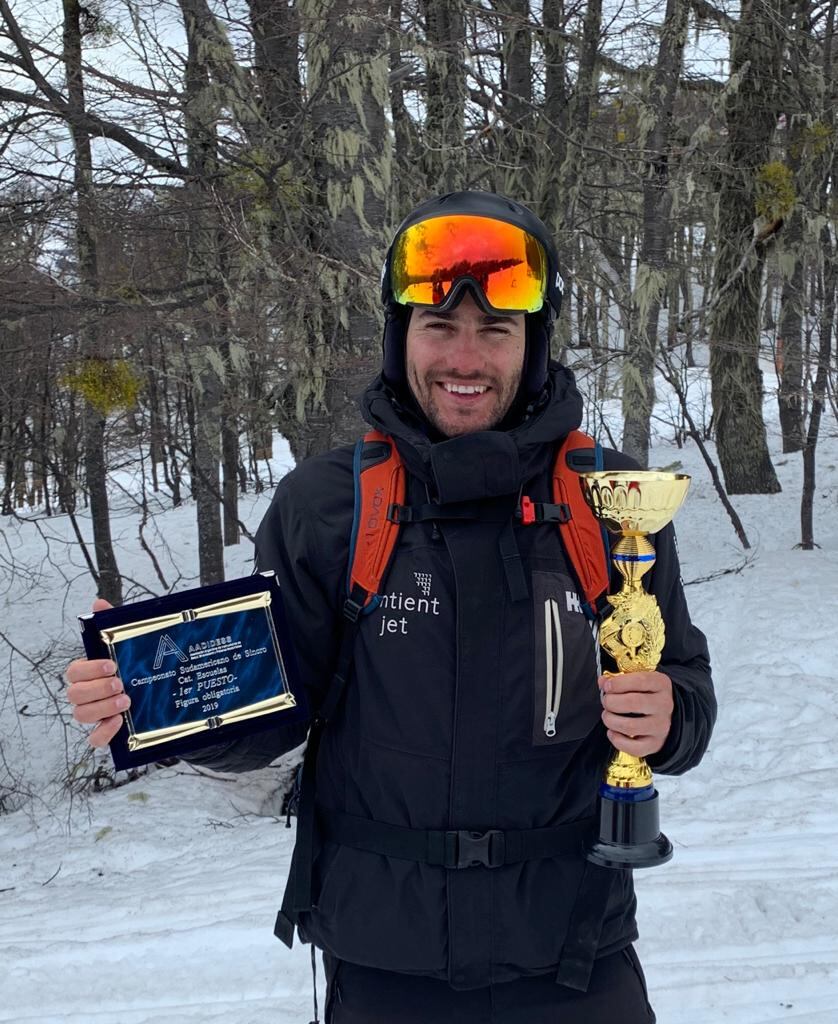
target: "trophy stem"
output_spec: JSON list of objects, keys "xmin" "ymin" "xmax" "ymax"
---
[
  {"xmin": 604, "ymin": 749, "xmax": 652, "ymax": 789},
  {"xmin": 599, "ymin": 539, "xmax": 661, "ymax": 792},
  {"xmin": 611, "ymin": 535, "xmax": 656, "ymax": 590}
]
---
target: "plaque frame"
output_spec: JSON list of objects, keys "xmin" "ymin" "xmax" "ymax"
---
[{"xmin": 79, "ymin": 572, "xmax": 308, "ymax": 770}]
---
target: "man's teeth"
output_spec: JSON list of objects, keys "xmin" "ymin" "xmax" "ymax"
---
[{"xmin": 443, "ymin": 383, "xmax": 488, "ymax": 394}]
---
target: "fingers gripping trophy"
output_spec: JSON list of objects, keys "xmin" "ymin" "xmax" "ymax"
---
[{"xmin": 580, "ymin": 471, "xmax": 691, "ymax": 869}]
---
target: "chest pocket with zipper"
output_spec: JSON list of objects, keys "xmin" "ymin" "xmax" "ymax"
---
[{"xmin": 531, "ymin": 570, "xmax": 602, "ymax": 746}]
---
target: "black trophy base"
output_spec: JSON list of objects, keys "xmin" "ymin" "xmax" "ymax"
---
[{"xmin": 585, "ymin": 787, "xmax": 673, "ymax": 869}]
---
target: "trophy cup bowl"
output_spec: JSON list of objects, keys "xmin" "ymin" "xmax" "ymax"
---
[
  {"xmin": 580, "ymin": 471, "xmax": 690, "ymax": 869},
  {"xmin": 582, "ymin": 472, "xmax": 691, "ymax": 536}
]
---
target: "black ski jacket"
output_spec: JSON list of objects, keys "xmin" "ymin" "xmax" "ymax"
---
[{"xmin": 189, "ymin": 365, "xmax": 715, "ymax": 990}]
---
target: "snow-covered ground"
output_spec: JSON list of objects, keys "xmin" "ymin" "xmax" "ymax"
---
[{"xmin": 1, "ymin": 362, "xmax": 837, "ymax": 1023}]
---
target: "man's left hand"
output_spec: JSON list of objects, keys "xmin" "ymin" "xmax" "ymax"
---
[{"xmin": 599, "ymin": 671, "xmax": 674, "ymax": 758}]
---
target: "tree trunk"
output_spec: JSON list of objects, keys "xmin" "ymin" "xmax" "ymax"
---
[
  {"xmin": 390, "ymin": 0, "xmax": 420, "ymax": 217},
  {"xmin": 246, "ymin": 0, "xmax": 304, "ymax": 252},
  {"xmin": 777, "ymin": 242, "xmax": 805, "ymax": 453},
  {"xmin": 538, "ymin": 0, "xmax": 568, "ymax": 225},
  {"xmin": 247, "ymin": 0, "xmax": 301, "ymax": 136},
  {"xmin": 777, "ymin": 2, "xmax": 818, "ymax": 455},
  {"xmin": 146, "ymin": 336, "xmax": 163, "ymax": 493},
  {"xmin": 801, "ymin": 0, "xmax": 836, "ymax": 546},
  {"xmin": 621, "ymin": 0, "xmax": 688, "ymax": 467},
  {"xmin": 554, "ymin": 0, "xmax": 601, "ymax": 253},
  {"xmin": 708, "ymin": 0, "xmax": 784, "ymax": 494},
  {"xmin": 179, "ymin": 0, "xmax": 226, "ymax": 583},
  {"xmin": 666, "ymin": 263, "xmax": 680, "ymax": 350},
  {"xmin": 800, "ymin": 225, "xmax": 835, "ymax": 548},
  {"xmin": 496, "ymin": 0, "xmax": 534, "ymax": 196},
  {"xmin": 555, "ymin": 0, "xmax": 603, "ymax": 354},
  {"xmin": 421, "ymin": 0, "xmax": 466, "ymax": 192},
  {"xmin": 280, "ymin": 0, "xmax": 390, "ymax": 460},
  {"xmin": 681, "ymin": 224, "xmax": 695, "ymax": 365},
  {"xmin": 62, "ymin": 0, "xmax": 122, "ymax": 603},
  {"xmin": 221, "ymin": 400, "xmax": 240, "ymax": 546},
  {"xmin": 159, "ymin": 340, "xmax": 183, "ymax": 507}
]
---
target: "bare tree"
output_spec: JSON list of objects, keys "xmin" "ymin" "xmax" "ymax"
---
[
  {"xmin": 176, "ymin": 0, "xmax": 229, "ymax": 582},
  {"xmin": 708, "ymin": 0, "xmax": 785, "ymax": 494},
  {"xmin": 621, "ymin": 0, "xmax": 689, "ymax": 466},
  {"xmin": 800, "ymin": 0, "xmax": 837, "ymax": 548},
  {"xmin": 421, "ymin": 0, "xmax": 467, "ymax": 192},
  {"xmin": 801, "ymin": 221, "xmax": 837, "ymax": 548},
  {"xmin": 59, "ymin": 1, "xmax": 123, "ymax": 602},
  {"xmin": 494, "ymin": 0, "xmax": 534, "ymax": 196},
  {"xmin": 275, "ymin": 0, "xmax": 390, "ymax": 459}
]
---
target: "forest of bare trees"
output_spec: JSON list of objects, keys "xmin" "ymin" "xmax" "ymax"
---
[{"xmin": 1, "ymin": 0, "xmax": 836, "ymax": 597}]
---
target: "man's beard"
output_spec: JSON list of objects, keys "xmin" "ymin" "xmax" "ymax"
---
[{"xmin": 408, "ymin": 367, "xmax": 521, "ymax": 438}]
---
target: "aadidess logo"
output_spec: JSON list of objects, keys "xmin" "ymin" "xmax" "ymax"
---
[{"xmin": 153, "ymin": 633, "xmax": 189, "ymax": 670}]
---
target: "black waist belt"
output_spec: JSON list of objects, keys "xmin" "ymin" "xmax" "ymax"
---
[{"xmin": 318, "ymin": 806, "xmax": 593, "ymax": 869}]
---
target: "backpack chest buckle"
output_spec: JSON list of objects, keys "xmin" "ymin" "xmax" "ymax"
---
[{"xmin": 519, "ymin": 496, "xmax": 571, "ymax": 524}]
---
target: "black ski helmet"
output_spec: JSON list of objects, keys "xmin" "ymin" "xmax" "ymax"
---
[{"xmin": 380, "ymin": 190, "xmax": 564, "ymax": 402}]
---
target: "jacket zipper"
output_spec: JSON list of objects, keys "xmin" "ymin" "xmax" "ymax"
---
[
  {"xmin": 543, "ymin": 597, "xmax": 563, "ymax": 736},
  {"xmin": 589, "ymin": 618, "xmax": 602, "ymax": 678}
]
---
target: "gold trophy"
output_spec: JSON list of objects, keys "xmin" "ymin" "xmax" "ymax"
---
[{"xmin": 579, "ymin": 471, "xmax": 690, "ymax": 869}]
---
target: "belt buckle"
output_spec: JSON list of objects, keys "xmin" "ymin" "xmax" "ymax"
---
[{"xmin": 449, "ymin": 829, "xmax": 505, "ymax": 869}]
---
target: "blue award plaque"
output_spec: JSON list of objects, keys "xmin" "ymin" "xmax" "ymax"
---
[{"xmin": 79, "ymin": 572, "xmax": 308, "ymax": 770}]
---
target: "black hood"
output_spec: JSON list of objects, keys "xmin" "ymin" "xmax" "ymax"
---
[{"xmin": 360, "ymin": 362, "xmax": 584, "ymax": 503}]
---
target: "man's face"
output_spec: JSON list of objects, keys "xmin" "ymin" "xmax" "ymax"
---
[{"xmin": 404, "ymin": 291, "xmax": 527, "ymax": 437}]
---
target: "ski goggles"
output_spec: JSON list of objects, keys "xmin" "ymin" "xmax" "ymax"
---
[{"xmin": 389, "ymin": 214, "xmax": 550, "ymax": 315}]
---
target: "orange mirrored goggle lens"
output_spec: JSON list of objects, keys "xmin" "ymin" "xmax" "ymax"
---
[{"xmin": 391, "ymin": 215, "xmax": 548, "ymax": 313}]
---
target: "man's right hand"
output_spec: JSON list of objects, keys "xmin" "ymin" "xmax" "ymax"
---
[{"xmin": 65, "ymin": 598, "xmax": 130, "ymax": 748}]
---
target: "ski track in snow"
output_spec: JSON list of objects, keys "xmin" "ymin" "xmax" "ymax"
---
[{"xmin": 2, "ymin": 379, "xmax": 838, "ymax": 1023}]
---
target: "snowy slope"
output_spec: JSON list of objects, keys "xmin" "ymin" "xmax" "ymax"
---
[{"xmin": 1, "ymin": 367, "xmax": 837, "ymax": 1024}]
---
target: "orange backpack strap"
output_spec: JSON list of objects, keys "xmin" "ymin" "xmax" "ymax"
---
[
  {"xmin": 346, "ymin": 429, "xmax": 406, "ymax": 616},
  {"xmin": 553, "ymin": 430, "xmax": 610, "ymax": 616}
]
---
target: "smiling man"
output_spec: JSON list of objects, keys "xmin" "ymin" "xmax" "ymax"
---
[
  {"xmin": 404, "ymin": 296, "xmax": 526, "ymax": 437},
  {"xmin": 66, "ymin": 191, "xmax": 715, "ymax": 1023}
]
